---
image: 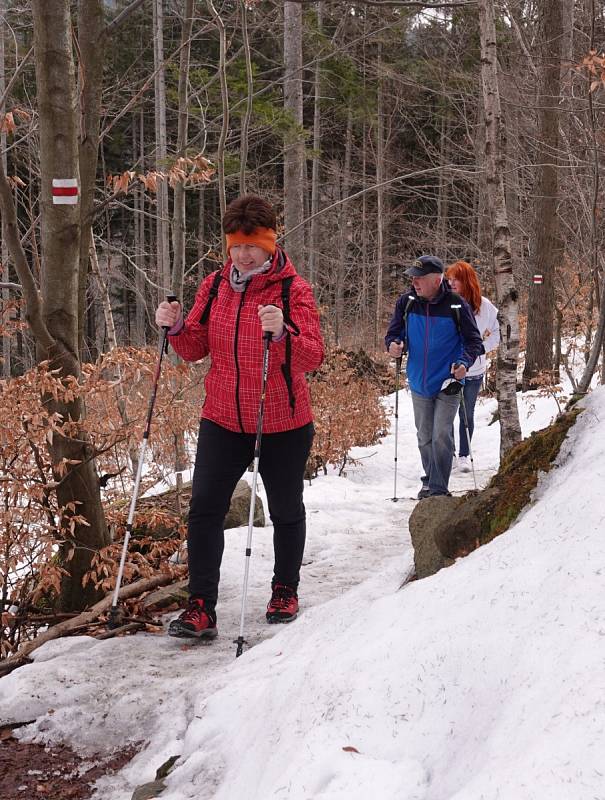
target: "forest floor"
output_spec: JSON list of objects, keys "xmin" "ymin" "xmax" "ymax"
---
[{"xmin": 0, "ymin": 734, "xmax": 139, "ymax": 800}]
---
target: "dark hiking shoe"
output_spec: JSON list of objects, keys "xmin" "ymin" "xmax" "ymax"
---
[
  {"xmin": 168, "ymin": 598, "xmax": 217, "ymax": 639},
  {"xmin": 417, "ymin": 487, "xmax": 431, "ymax": 500},
  {"xmin": 266, "ymin": 583, "xmax": 299, "ymax": 624}
]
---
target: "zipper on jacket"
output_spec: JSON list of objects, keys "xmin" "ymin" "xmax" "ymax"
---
[
  {"xmin": 233, "ymin": 285, "xmax": 248, "ymax": 433},
  {"xmin": 423, "ymin": 303, "xmax": 430, "ymax": 393}
]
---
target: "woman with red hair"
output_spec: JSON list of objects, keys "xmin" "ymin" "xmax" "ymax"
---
[{"xmin": 445, "ymin": 261, "xmax": 499, "ymax": 472}]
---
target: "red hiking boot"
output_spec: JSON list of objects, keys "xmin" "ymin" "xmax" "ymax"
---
[
  {"xmin": 168, "ymin": 598, "xmax": 217, "ymax": 639},
  {"xmin": 266, "ymin": 583, "xmax": 299, "ymax": 624}
]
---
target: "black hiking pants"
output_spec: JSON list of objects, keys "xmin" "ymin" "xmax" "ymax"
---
[{"xmin": 187, "ymin": 419, "xmax": 314, "ymax": 607}]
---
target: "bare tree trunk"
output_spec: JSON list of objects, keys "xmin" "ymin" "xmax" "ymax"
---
[
  {"xmin": 308, "ymin": 1, "xmax": 322, "ymax": 288},
  {"xmin": 153, "ymin": 0, "xmax": 170, "ymax": 295},
  {"xmin": 168, "ymin": 0, "xmax": 195, "ymax": 506},
  {"xmin": 335, "ymin": 106, "xmax": 352, "ymax": 344},
  {"xmin": 478, "ymin": 0, "xmax": 522, "ymax": 456},
  {"xmin": 472, "ymin": 98, "xmax": 490, "ymax": 259},
  {"xmin": 89, "ymin": 231, "xmax": 139, "ymax": 472},
  {"xmin": 0, "ymin": 0, "xmax": 9, "ymax": 377},
  {"xmin": 207, "ymin": 0, "xmax": 228, "ymax": 254},
  {"xmin": 239, "ymin": 0, "xmax": 253, "ymax": 195},
  {"xmin": 171, "ymin": 0, "xmax": 194, "ymax": 303},
  {"xmin": 134, "ymin": 108, "xmax": 146, "ymax": 346},
  {"xmin": 283, "ymin": 1, "xmax": 305, "ymax": 269},
  {"xmin": 361, "ymin": 120, "xmax": 369, "ymax": 334},
  {"xmin": 90, "ymin": 234, "xmax": 120, "ymax": 352},
  {"xmin": 574, "ymin": 0, "xmax": 604, "ymax": 391},
  {"xmin": 374, "ymin": 44, "xmax": 384, "ymax": 350},
  {"xmin": 30, "ymin": 0, "xmax": 109, "ymax": 611},
  {"xmin": 76, "ymin": 0, "xmax": 105, "ymax": 358},
  {"xmin": 576, "ymin": 276, "xmax": 605, "ymax": 395},
  {"xmin": 197, "ymin": 183, "xmax": 206, "ymax": 280},
  {"xmin": 436, "ymin": 111, "xmax": 450, "ymax": 261},
  {"xmin": 522, "ymin": 0, "xmax": 563, "ymax": 389}
]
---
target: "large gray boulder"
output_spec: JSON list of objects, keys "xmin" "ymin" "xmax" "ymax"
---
[
  {"xmin": 409, "ymin": 489, "xmax": 500, "ymax": 579},
  {"xmin": 132, "ymin": 479, "xmax": 265, "ymax": 539},
  {"xmin": 224, "ymin": 479, "xmax": 265, "ymax": 529}
]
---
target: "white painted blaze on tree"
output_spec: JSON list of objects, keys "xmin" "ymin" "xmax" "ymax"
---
[
  {"xmin": 52, "ymin": 178, "xmax": 79, "ymax": 205},
  {"xmin": 533, "ymin": 274, "xmax": 544, "ymax": 285}
]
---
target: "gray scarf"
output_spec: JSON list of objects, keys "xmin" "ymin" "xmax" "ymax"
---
[{"xmin": 229, "ymin": 260, "xmax": 272, "ymax": 292}]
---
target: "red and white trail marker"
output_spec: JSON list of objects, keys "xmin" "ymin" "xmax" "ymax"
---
[
  {"xmin": 532, "ymin": 274, "xmax": 543, "ymax": 285},
  {"xmin": 52, "ymin": 178, "xmax": 79, "ymax": 205}
]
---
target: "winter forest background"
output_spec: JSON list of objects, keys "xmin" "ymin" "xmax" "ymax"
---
[{"xmin": 1, "ymin": 0, "xmax": 605, "ymax": 653}]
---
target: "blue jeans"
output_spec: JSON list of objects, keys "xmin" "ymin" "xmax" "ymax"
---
[
  {"xmin": 411, "ymin": 390, "xmax": 460, "ymax": 495},
  {"xmin": 458, "ymin": 377, "xmax": 483, "ymax": 457}
]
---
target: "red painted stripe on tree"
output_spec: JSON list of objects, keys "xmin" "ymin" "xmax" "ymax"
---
[{"xmin": 52, "ymin": 178, "xmax": 79, "ymax": 205}]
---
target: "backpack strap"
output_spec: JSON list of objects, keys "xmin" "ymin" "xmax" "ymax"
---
[
  {"xmin": 199, "ymin": 270, "xmax": 223, "ymax": 325},
  {"xmin": 280, "ymin": 276, "xmax": 299, "ymax": 416},
  {"xmin": 449, "ymin": 291, "xmax": 463, "ymax": 335},
  {"xmin": 198, "ymin": 270, "xmax": 299, "ymax": 416},
  {"xmin": 402, "ymin": 295, "xmax": 415, "ymax": 354}
]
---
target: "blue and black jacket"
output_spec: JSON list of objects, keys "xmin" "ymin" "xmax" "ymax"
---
[{"xmin": 385, "ymin": 281, "xmax": 484, "ymax": 398}]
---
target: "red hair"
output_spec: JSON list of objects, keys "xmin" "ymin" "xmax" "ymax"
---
[{"xmin": 445, "ymin": 260, "xmax": 482, "ymax": 314}]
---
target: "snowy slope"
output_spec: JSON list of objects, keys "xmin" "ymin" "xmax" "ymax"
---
[{"xmin": 1, "ymin": 386, "xmax": 602, "ymax": 800}]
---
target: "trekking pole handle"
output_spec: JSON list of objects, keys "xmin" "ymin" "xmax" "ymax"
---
[
  {"xmin": 394, "ymin": 339, "xmax": 403, "ymax": 367},
  {"xmin": 263, "ymin": 330, "xmax": 273, "ymax": 342},
  {"xmin": 164, "ymin": 293, "xmax": 178, "ymax": 329}
]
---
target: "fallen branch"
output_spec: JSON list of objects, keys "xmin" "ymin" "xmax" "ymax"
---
[
  {"xmin": 95, "ymin": 621, "xmax": 146, "ymax": 640},
  {"xmin": 0, "ymin": 573, "xmax": 174, "ymax": 677}
]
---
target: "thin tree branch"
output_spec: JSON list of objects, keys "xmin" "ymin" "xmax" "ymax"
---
[
  {"xmin": 0, "ymin": 159, "xmax": 54, "ymax": 350},
  {"xmin": 281, "ymin": 164, "xmax": 481, "ymax": 241},
  {"xmin": 287, "ymin": 0, "xmax": 476, "ymax": 7},
  {"xmin": 105, "ymin": 0, "xmax": 147, "ymax": 35},
  {"xmin": 0, "ymin": 45, "xmax": 33, "ymax": 123}
]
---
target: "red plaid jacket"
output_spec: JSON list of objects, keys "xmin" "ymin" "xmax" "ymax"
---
[{"xmin": 169, "ymin": 248, "xmax": 324, "ymax": 433}]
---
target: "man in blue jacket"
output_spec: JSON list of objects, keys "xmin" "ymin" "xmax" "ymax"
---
[{"xmin": 385, "ymin": 255, "xmax": 484, "ymax": 499}]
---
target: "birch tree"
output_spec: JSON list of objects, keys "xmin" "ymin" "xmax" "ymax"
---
[{"xmin": 478, "ymin": 0, "xmax": 522, "ymax": 455}]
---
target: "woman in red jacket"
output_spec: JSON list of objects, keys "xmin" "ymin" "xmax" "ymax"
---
[{"xmin": 155, "ymin": 195, "xmax": 324, "ymax": 638}]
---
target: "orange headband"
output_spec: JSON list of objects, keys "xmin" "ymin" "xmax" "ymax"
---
[{"xmin": 225, "ymin": 227, "xmax": 277, "ymax": 256}]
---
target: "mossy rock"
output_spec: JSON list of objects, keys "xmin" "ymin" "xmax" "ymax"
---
[
  {"xmin": 484, "ymin": 407, "xmax": 581, "ymax": 543},
  {"xmin": 409, "ymin": 407, "xmax": 582, "ymax": 579}
]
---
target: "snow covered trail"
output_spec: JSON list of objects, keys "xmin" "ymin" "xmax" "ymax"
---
[
  {"xmin": 142, "ymin": 389, "xmax": 605, "ymax": 800},
  {"xmin": 0, "ymin": 392, "xmax": 416, "ymax": 785},
  {"xmin": 0, "ymin": 386, "xmax": 573, "ymax": 800}
]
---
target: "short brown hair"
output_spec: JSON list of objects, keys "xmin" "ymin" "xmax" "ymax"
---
[{"xmin": 222, "ymin": 195, "xmax": 276, "ymax": 234}]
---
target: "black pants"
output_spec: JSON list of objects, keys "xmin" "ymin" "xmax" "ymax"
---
[{"xmin": 187, "ymin": 419, "xmax": 314, "ymax": 607}]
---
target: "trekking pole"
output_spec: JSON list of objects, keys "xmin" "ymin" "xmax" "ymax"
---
[
  {"xmin": 235, "ymin": 331, "xmax": 272, "ymax": 658},
  {"xmin": 108, "ymin": 294, "xmax": 178, "ymax": 629},
  {"xmin": 391, "ymin": 340, "xmax": 402, "ymax": 502},
  {"xmin": 459, "ymin": 388, "xmax": 478, "ymax": 491}
]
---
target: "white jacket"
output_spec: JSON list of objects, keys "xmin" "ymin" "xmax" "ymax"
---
[{"xmin": 467, "ymin": 296, "xmax": 499, "ymax": 378}]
